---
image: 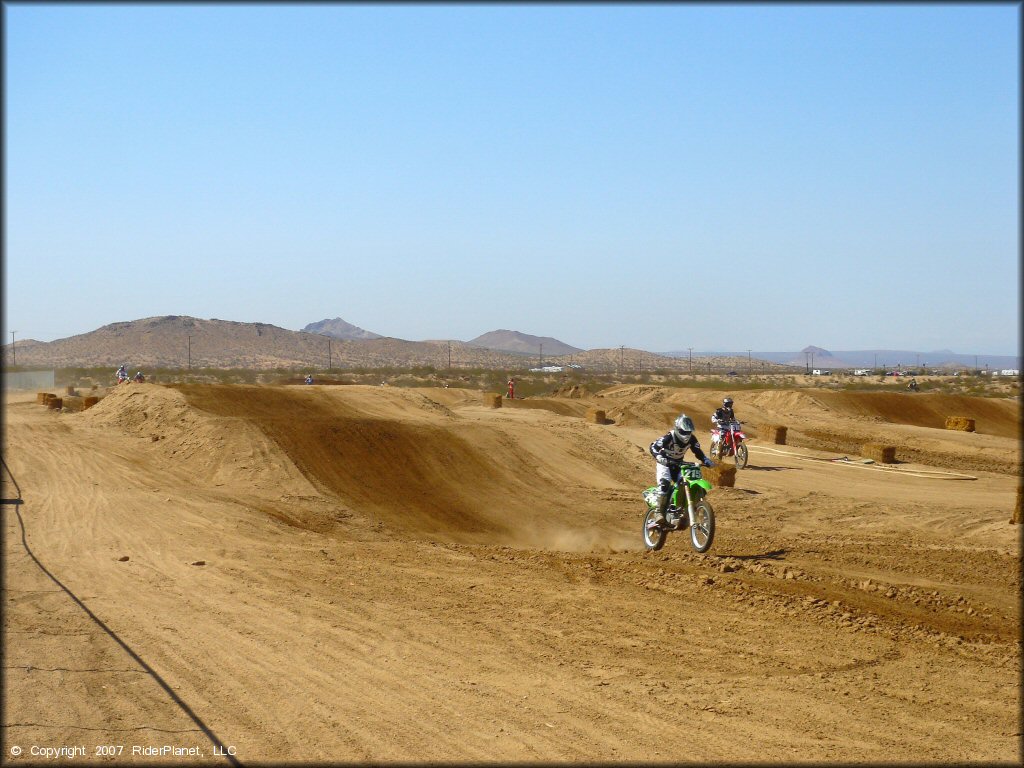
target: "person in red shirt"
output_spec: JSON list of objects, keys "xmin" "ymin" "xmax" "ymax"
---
[{"xmin": 507, "ymin": 378, "xmax": 515, "ymax": 399}]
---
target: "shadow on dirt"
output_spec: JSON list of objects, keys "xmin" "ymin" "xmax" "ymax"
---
[{"xmin": 722, "ymin": 549, "xmax": 788, "ymax": 561}]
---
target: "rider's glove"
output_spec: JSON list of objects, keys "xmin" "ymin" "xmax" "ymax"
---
[
  {"xmin": 703, "ymin": 458, "xmax": 714, "ymax": 468},
  {"xmin": 656, "ymin": 455, "xmax": 669, "ymax": 466}
]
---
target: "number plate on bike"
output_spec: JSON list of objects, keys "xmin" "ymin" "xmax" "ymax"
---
[{"xmin": 683, "ymin": 466, "xmax": 703, "ymax": 480}]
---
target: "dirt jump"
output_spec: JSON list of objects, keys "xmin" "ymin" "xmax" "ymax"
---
[{"xmin": 3, "ymin": 382, "xmax": 1020, "ymax": 762}]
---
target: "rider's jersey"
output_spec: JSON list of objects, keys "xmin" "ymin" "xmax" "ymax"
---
[
  {"xmin": 650, "ymin": 431, "xmax": 708, "ymax": 465},
  {"xmin": 712, "ymin": 406, "xmax": 736, "ymax": 426}
]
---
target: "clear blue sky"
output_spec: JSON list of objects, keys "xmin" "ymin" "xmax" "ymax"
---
[{"xmin": 4, "ymin": 3, "xmax": 1019, "ymax": 354}]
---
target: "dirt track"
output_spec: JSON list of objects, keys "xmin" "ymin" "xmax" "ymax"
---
[{"xmin": 3, "ymin": 383, "xmax": 1021, "ymax": 763}]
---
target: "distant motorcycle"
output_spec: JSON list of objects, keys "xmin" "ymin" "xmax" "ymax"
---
[
  {"xmin": 641, "ymin": 462, "xmax": 715, "ymax": 553},
  {"xmin": 710, "ymin": 420, "xmax": 748, "ymax": 468}
]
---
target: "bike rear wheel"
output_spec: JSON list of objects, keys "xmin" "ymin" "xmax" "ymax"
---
[
  {"xmin": 689, "ymin": 500, "xmax": 715, "ymax": 553},
  {"xmin": 735, "ymin": 443, "xmax": 748, "ymax": 469},
  {"xmin": 642, "ymin": 508, "xmax": 667, "ymax": 551}
]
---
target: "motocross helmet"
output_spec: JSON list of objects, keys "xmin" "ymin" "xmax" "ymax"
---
[
  {"xmin": 672, "ymin": 414, "xmax": 695, "ymax": 441},
  {"xmin": 723, "ymin": 397, "xmax": 733, "ymax": 407}
]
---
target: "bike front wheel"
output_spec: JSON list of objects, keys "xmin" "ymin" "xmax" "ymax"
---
[
  {"xmin": 689, "ymin": 501, "xmax": 715, "ymax": 553},
  {"xmin": 735, "ymin": 442, "xmax": 748, "ymax": 469},
  {"xmin": 642, "ymin": 508, "xmax": 667, "ymax": 552}
]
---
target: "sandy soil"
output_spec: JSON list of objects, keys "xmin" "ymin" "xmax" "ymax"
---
[{"xmin": 3, "ymin": 383, "xmax": 1021, "ymax": 764}]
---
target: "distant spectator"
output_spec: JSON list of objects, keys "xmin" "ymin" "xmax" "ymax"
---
[
  {"xmin": 116, "ymin": 365, "xmax": 128, "ymax": 384},
  {"xmin": 507, "ymin": 378, "xmax": 515, "ymax": 399},
  {"xmin": 305, "ymin": 374, "xmax": 314, "ymax": 385},
  {"xmin": 133, "ymin": 371, "xmax": 145, "ymax": 383}
]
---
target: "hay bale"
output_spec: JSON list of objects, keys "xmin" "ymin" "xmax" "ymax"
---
[
  {"xmin": 83, "ymin": 396, "xmax": 99, "ymax": 409},
  {"xmin": 1012, "ymin": 485, "xmax": 1022, "ymax": 525},
  {"xmin": 41, "ymin": 393, "xmax": 58, "ymax": 405},
  {"xmin": 65, "ymin": 385, "xmax": 76, "ymax": 396},
  {"xmin": 588, "ymin": 409, "xmax": 606, "ymax": 424},
  {"xmin": 485, "ymin": 393, "xmax": 502, "ymax": 408},
  {"xmin": 945, "ymin": 416, "xmax": 975, "ymax": 432},
  {"xmin": 862, "ymin": 443, "xmax": 896, "ymax": 464},
  {"xmin": 37, "ymin": 392, "xmax": 51, "ymax": 404},
  {"xmin": 46, "ymin": 397, "xmax": 63, "ymax": 411},
  {"xmin": 703, "ymin": 463, "xmax": 736, "ymax": 488},
  {"xmin": 761, "ymin": 424, "xmax": 788, "ymax": 445}
]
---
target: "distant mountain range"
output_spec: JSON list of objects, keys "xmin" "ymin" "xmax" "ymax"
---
[
  {"xmin": 668, "ymin": 345, "xmax": 1020, "ymax": 370},
  {"xmin": 1, "ymin": 315, "xmax": 787, "ymax": 372},
  {"xmin": 300, "ymin": 320, "xmax": 584, "ymax": 357},
  {"xmin": 7, "ymin": 315, "xmax": 1012, "ymax": 373}
]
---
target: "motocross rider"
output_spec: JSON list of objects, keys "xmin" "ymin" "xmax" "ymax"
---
[
  {"xmin": 710, "ymin": 397, "xmax": 737, "ymax": 454},
  {"xmin": 649, "ymin": 414, "xmax": 713, "ymax": 524}
]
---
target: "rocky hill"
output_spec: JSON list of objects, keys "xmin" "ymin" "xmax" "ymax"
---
[
  {"xmin": 302, "ymin": 317, "xmax": 382, "ymax": 340},
  {"xmin": 467, "ymin": 329, "xmax": 583, "ymax": 356}
]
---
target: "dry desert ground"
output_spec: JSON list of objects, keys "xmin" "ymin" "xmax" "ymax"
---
[{"xmin": 3, "ymin": 382, "xmax": 1021, "ymax": 763}]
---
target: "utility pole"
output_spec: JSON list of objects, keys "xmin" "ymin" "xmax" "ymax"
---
[
  {"xmin": 539, "ymin": 343, "xmax": 543, "ymax": 368},
  {"xmin": 688, "ymin": 347, "xmax": 693, "ymax": 375},
  {"xmin": 10, "ymin": 331, "xmax": 16, "ymax": 366},
  {"xmin": 447, "ymin": 341, "xmax": 451, "ymax": 370},
  {"xmin": 873, "ymin": 353, "xmax": 877, "ymax": 372},
  {"xmin": 619, "ymin": 345, "xmax": 624, "ymax": 374},
  {"xmin": 747, "ymin": 349, "xmax": 751, "ymax": 374},
  {"xmin": 187, "ymin": 335, "xmax": 192, "ymax": 370}
]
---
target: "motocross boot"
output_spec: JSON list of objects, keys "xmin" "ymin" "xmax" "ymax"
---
[{"xmin": 653, "ymin": 479, "xmax": 672, "ymax": 526}]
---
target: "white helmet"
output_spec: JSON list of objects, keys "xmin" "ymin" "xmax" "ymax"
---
[{"xmin": 672, "ymin": 414, "xmax": 695, "ymax": 441}]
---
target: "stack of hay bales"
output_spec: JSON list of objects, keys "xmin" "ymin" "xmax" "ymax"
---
[
  {"xmin": 703, "ymin": 463, "xmax": 736, "ymax": 488},
  {"xmin": 945, "ymin": 416, "xmax": 976, "ymax": 432},
  {"xmin": 485, "ymin": 393, "xmax": 502, "ymax": 408},
  {"xmin": 587, "ymin": 409, "xmax": 606, "ymax": 425},
  {"xmin": 760, "ymin": 424, "xmax": 788, "ymax": 445},
  {"xmin": 65, "ymin": 385, "xmax": 76, "ymax": 396},
  {"xmin": 45, "ymin": 396, "xmax": 62, "ymax": 411},
  {"xmin": 862, "ymin": 443, "xmax": 896, "ymax": 464},
  {"xmin": 37, "ymin": 392, "xmax": 53, "ymax": 405}
]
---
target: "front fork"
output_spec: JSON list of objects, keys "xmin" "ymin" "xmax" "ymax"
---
[{"xmin": 675, "ymin": 481, "xmax": 695, "ymax": 527}]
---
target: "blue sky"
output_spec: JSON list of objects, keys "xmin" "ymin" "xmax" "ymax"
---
[{"xmin": 3, "ymin": 3, "xmax": 1019, "ymax": 354}]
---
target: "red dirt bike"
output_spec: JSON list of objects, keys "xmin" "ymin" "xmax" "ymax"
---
[{"xmin": 710, "ymin": 420, "xmax": 748, "ymax": 469}]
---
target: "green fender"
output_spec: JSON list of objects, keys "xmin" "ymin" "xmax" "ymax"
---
[{"xmin": 692, "ymin": 478, "xmax": 713, "ymax": 492}]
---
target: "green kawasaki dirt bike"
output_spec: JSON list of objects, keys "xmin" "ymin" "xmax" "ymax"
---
[{"xmin": 641, "ymin": 462, "xmax": 715, "ymax": 553}]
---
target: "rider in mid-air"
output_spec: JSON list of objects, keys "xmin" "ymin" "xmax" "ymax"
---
[{"xmin": 649, "ymin": 414, "xmax": 713, "ymax": 525}]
